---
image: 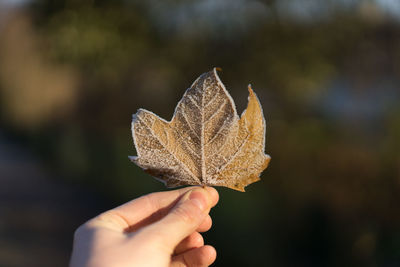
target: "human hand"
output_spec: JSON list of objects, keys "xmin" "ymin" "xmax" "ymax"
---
[{"xmin": 70, "ymin": 186, "xmax": 219, "ymax": 267}]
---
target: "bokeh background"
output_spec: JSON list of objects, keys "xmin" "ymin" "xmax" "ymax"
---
[{"xmin": 1, "ymin": 0, "xmax": 400, "ymax": 266}]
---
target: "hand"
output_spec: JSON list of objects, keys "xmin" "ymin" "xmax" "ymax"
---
[{"xmin": 70, "ymin": 186, "xmax": 219, "ymax": 267}]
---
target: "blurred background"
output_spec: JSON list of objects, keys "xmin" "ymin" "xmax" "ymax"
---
[{"xmin": 0, "ymin": 0, "xmax": 400, "ymax": 266}]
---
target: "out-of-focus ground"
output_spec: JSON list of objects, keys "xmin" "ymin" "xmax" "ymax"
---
[{"xmin": 0, "ymin": 130, "xmax": 110, "ymax": 267}]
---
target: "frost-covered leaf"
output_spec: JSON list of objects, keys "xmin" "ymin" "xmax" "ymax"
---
[{"xmin": 130, "ymin": 68, "xmax": 270, "ymax": 191}]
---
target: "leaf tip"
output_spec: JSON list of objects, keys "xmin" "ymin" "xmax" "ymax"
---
[
  {"xmin": 264, "ymin": 154, "xmax": 271, "ymax": 168},
  {"xmin": 128, "ymin": 156, "xmax": 138, "ymax": 162},
  {"xmin": 247, "ymin": 84, "xmax": 255, "ymax": 96},
  {"xmin": 214, "ymin": 66, "xmax": 223, "ymax": 72},
  {"xmin": 231, "ymin": 184, "xmax": 246, "ymax": 192},
  {"xmin": 132, "ymin": 109, "xmax": 143, "ymax": 123}
]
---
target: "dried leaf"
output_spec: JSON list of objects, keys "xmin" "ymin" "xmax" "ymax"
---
[{"xmin": 130, "ymin": 68, "xmax": 271, "ymax": 191}]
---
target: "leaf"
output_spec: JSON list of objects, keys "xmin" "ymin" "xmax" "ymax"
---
[{"xmin": 130, "ymin": 68, "xmax": 271, "ymax": 192}]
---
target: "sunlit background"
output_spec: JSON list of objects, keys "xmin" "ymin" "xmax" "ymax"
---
[{"xmin": 1, "ymin": 0, "xmax": 400, "ymax": 266}]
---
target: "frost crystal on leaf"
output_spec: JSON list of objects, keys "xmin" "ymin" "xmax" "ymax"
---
[{"xmin": 130, "ymin": 68, "xmax": 271, "ymax": 192}]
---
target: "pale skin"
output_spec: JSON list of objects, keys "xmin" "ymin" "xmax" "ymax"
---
[{"xmin": 70, "ymin": 186, "xmax": 219, "ymax": 267}]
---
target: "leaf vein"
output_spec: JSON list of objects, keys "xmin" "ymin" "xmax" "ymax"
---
[
  {"xmin": 180, "ymin": 107, "xmax": 200, "ymax": 139},
  {"xmin": 188, "ymin": 95, "xmax": 201, "ymax": 110},
  {"xmin": 205, "ymin": 116, "xmax": 230, "ymax": 147},
  {"xmin": 217, "ymin": 133, "xmax": 250, "ymax": 173},
  {"xmin": 204, "ymin": 100, "xmax": 227, "ymax": 125},
  {"xmin": 136, "ymin": 115, "xmax": 200, "ymax": 183},
  {"xmin": 171, "ymin": 128, "xmax": 200, "ymax": 159},
  {"xmin": 204, "ymin": 92, "xmax": 218, "ymax": 109}
]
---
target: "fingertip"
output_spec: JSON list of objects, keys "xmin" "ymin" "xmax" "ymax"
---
[
  {"xmin": 192, "ymin": 231, "xmax": 204, "ymax": 246},
  {"xmin": 171, "ymin": 245, "xmax": 217, "ymax": 267},
  {"xmin": 196, "ymin": 245, "xmax": 217, "ymax": 266},
  {"xmin": 183, "ymin": 186, "xmax": 218, "ymax": 208},
  {"xmin": 187, "ymin": 231, "xmax": 204, "ymax": 248},
  {"xmin": 203, "ymin": 245, "xmax": 217, "ymax": 264},
  {"xmin": 204, "ymin": 186, "xmax": 219, "ymax": 207},
  {"xmin": 197, "ymin": 215, "xmax": 212, "ymax": 233},
  {"xmin": 174, "ymin": 232, "xmax": 204, "ymax": 254},
  {"xmin": 187, "ymin": 188, "xmax": 210, "ymax": 212}
]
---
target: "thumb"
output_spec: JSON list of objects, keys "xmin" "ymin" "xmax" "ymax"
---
[{"xmin": 141, "ymin": 187, "xmax": 212, "ymax": 250}]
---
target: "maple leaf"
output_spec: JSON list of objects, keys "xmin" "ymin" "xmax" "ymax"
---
[{"xmin": 130, "ymin": 68, "xmax": 271, "ymax": 192}]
